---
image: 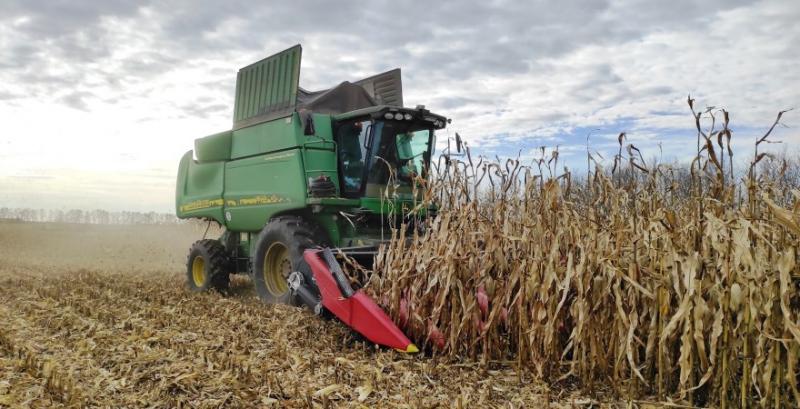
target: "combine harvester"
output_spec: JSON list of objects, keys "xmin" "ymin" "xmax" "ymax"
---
[{"xmin": 175, "ymin": 45, "xmax": 449, "ymax": 353}]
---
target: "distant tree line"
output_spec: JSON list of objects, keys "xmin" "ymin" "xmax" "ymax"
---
[{"xmin": 0, "ymin": 208, "xmax": 182, "ymax": 225}]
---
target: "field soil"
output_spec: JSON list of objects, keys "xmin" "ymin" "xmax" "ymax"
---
[{"xmin": 0, "ymin": 221, "xmax": 591, "ymax": 408}]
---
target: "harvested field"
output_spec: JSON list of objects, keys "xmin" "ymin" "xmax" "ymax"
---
[{"xmin": 0, "ymin": 221, "xmax": 577, "ymax": 408}]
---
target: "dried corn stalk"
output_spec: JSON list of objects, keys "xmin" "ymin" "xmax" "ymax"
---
[{"xmin": 372, "ymin": 106, "xmax": 800, "ymax": 407}]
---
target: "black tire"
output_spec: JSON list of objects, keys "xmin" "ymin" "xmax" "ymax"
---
[
  {"xmin": 186, "ymin": 239, "xmax": 231, "ymax": 292},
  {"xmin": 252, "ymin": 216, "xmax": 327, "ymax": 305}
]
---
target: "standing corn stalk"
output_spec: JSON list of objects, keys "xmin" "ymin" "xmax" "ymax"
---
[{"xmin": 370, "ymin": 104, "xmax": 799, "ymax": 407}]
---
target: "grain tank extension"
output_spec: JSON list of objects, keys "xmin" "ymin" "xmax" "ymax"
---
[{"xmin": 175, "ymin": 45, "xmax": 448, "ymax": 352}]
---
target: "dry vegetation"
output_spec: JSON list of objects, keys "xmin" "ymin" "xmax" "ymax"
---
[
  {"xmin": 0, "ymin": 222, "xmax": 577, "ymax": 408},
  {"xmin": 372, "ymin": 102, "xmax": 800, "ymax": 407}
]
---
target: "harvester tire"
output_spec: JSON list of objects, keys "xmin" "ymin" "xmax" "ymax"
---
[
  {"xmin": 252, "ymin": 216, "xmax": 327, "ymax": 305},
  {"xmin": 186, "ymin": 239, "xmax": 231, "ymax": 293}
]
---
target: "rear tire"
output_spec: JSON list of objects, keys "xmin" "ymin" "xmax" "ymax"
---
[
  {"xmin": 252, "ymin": 216, "xmax": 327, "ymax": 305},
  {"xmin": 186, "ymin": 239, "xmax": 230, "ymax": 292}
]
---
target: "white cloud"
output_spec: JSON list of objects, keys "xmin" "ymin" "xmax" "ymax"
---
[{"xmin": 0, "ymin": 0, "xmax": 797, "ymax": 211}]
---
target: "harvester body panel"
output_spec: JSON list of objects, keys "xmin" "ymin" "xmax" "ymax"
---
[
  {"xmin": 175, "ymin": 151, "xmax": 226, "ymax": 223},
  {"xmin": 233, "ymin": 45, "xmax": 302, "ymax": 130}
]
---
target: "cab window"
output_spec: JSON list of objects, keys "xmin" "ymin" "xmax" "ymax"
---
[
  {"xmin": 336, "ymin": 120, "xmax": 371, "ymax": 195},
  {"xmin": 396, "ymin": 129, "xmax": 431, "ymax": 179}
]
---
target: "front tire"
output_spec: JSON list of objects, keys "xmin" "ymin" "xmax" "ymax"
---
[
  {"xmin": 252, "ymin": 216, "xmax": 326, "ymax": 305},
  {"xmin": 186, "ymin": 239, "xmax": 230, "ymax": 292}
]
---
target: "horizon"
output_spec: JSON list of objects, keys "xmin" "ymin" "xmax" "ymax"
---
[{"xmin": 1, "ymin": 0, "xmax": 798, "ymax": 212}]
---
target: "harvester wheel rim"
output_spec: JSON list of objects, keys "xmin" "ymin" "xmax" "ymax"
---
[
  {"xmin": 264, "ymin": 241, "xmax": 290, "ymax": 296},
  {"xmin": 191, "ymin": 256, "xmax": 206, "ymax": 287}
]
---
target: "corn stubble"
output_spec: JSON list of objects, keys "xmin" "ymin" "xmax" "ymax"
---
[
  {"xmin": 373, "ymin": 101, "xmax": 800, "ymax": 407},
  {"xmin": 0, "ymin": 225, "xmax": 561, "ymax": 408}
]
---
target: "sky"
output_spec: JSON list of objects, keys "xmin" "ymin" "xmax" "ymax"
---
[{"xmin": 0, "ymin": 0, "xmax": 798, "ymax": 212}]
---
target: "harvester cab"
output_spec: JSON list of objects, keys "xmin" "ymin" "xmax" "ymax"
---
[{"xmin": 175, "ymin": 45, "xmax": 448, "ymax": 351}]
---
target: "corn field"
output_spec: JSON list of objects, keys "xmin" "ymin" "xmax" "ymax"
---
[{"xmin": 372, "ymin": 102, "xmax": 800, "ymax": 407}]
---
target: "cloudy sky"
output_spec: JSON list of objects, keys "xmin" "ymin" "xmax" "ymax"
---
[{"xmin": 1, "ymin": 0, "xmax": 797, "ymax": 212}]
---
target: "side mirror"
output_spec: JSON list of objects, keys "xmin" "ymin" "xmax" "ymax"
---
[{"xmin": 303, "ymin": 114, "xmax": 315, "ymax": 136}]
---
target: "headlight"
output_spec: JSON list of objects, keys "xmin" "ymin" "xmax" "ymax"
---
[
  {"xmin": 384, "ymin": 113, "xmax": 394, "ymax": 119},
  {"xmin": 404, "ymin": 113, "xmax": 412, "ymax": 120},
  {"xmin": 394, "ymin": 113, "xmax": 404, "ymax": 120}
]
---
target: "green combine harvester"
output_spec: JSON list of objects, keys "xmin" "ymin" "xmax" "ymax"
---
[{"xmin": 175, "ymin": 45, "xmax": 447, "ymax": 351}]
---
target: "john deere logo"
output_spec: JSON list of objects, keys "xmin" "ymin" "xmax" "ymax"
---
[{"xmin": 179, "ymin": 198, "xmax": 224, "ymax": 212}]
